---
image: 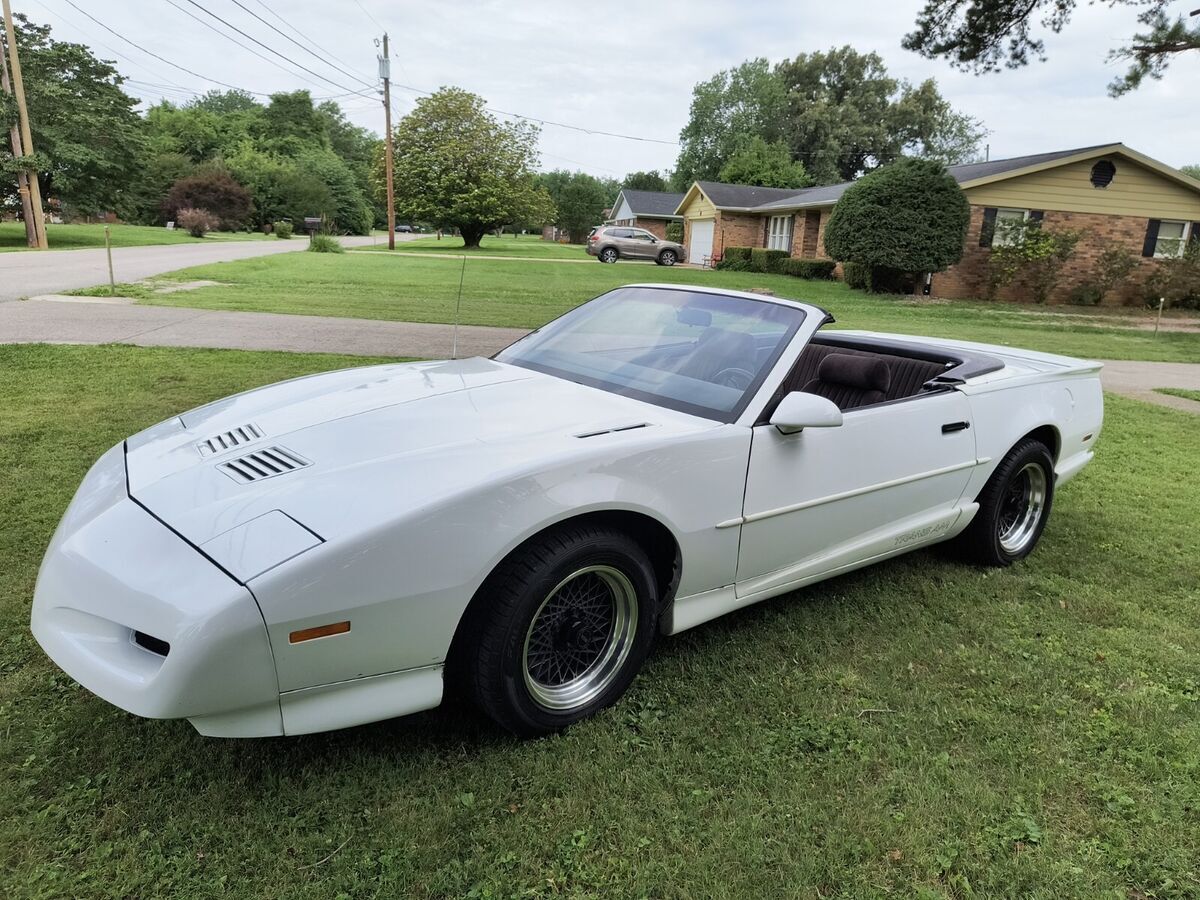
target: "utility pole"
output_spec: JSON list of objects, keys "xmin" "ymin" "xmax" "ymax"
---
[
  {"xmin": 2, "ymin": 0, "xmax": 48, "ymax": 249},
  {"xmin": 379, "ymin": 33, "xmax": 395, "ymax": 250}
]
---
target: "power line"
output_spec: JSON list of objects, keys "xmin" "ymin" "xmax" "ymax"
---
[
  {"xmin": 228, "ymin": 0, "xmax": 376, "ymax": 90},
  {"xmin": 177, "ymin": 0, "xmax": 374, "ymax": 98},
  {"xmin": 350, "ymin": 0, "xmax": 385, "ymax": 33},
  {"xmin": 251, "ymin": 0, "xmax": 370, "ymax": 83}
]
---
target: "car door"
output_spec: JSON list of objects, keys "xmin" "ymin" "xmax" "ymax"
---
[
  {"xmin": 624, "ymin": 229, "xmax": 658, "ymax": 260},
  {"xmin": 734, "ymin": 390, "xmax": 977, "ymax": 598}
]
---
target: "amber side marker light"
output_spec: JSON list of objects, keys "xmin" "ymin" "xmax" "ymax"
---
[{"xmin": 289, "ymin": 621, "xmax": 351, "ymax": 644}]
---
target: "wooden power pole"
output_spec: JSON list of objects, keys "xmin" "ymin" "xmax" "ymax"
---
[
  {"xmin": 2, "ymin": 0, "xmax": 48, "ymax": 249},
  {"xmin": 380, "ymin": 33, "xmax": 395, "ymax": 250}
]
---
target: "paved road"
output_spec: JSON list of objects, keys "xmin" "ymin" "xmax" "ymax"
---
[
  {"xmin": 2, "ymin": 295, "xmax": 1199, "ymax": 413},
  {"xmin": 0, "ymin": 234, "xmax": 386, "ymax": 302}
]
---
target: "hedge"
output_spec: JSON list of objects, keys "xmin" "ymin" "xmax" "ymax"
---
[
  {"xmin": 780, "ymin": 258, "xmax": 836, "ymax": 280},
  {"xmin": 723, "ymin": 246, "xmax": 752, "ymax": 264},
  {"xmin": 750, "ymin": 248, "xmax": 790, "ymax": 273},
  {"xmin": 842, "ymin": 261, "xmax": 871, "ymax": 291}
]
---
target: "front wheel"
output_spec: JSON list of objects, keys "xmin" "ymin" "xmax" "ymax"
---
[
  {"xmin": 657, "ymin": 249, "xmax": 678, "ymax": 266},
  {"xmin": 461, "ymin": 525, "xmax": 659, "ymax": 735},
  {"xmin": 953, "ymin": 439, "xmax": 1054, "ymax": 566},
  {"xmin": 598, "ymin": 247, "xmax": 619, "ymax": 264}
]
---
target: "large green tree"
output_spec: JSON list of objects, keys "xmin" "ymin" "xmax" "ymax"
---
[
  {"xmin": 622, "ymin": 170, "xmax": 669, "ymax": 192},
  {"xmin": 904, "ymin": 0, "xmax": 1199, "ymax": 96},
  {"xmin": 1, "ymin": 14, "xmax": 142, "ymax": 217},
  {"xmin": 717, "ymin": 137, "xmax": 811, "ymax": 188},
  {"xmin": 1181, "ymin": 164, "xmax": 1200, "ymax": 181},
  {"xmin": 674, "ymin": 49, "xmax": 984, "ymax": 187},
  {"xmin": 823, "ymin": 158, "xmax": 970, "ymax": 292},
  {"xmin": 538, "ymin": 170, "xmax": 617, "ymax": 243},
  {"xmin": 388, "ymin": 87, "xmax": 554, "ymax": 248}
]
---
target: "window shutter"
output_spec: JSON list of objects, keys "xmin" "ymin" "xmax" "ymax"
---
[
  {"xmin": 1028, "ymin": 210, "xmax": 1044, "ymax": 223},
  {"xmin": 1141, "ymin": 219, "xmax": 1161, "ymax": 257},
  {"xmin": 979, "ymin": 208, "xmax": 998, "ymax": 247}
]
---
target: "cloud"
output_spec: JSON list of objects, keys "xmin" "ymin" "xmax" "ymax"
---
[{"xmin": 36, "ymin": 0, "xmax": 1200, "ymax": 176}]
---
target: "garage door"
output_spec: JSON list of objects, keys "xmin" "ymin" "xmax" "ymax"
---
[{"xmin": 688, "ymin": 218, "xmax": 714, "ymax": 265}]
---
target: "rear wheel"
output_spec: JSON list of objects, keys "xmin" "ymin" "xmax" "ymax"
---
[
  {"xmin": 657, "ymin": 249, "xmax": 678, "ymax": 266},
  {"xmin": 599, "ymin": 247, "xmax": 619, "ymax": 264},
  {"xmin": 461, "ymin": 525, "xmax": 658, "ymax": 735},
  {"xmin": 953, "ymin": 439, "xmax": 1054, "ymax": 566}
]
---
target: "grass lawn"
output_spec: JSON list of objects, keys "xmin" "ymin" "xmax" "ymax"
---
[
  {"xmin": 1155, "ymin": 387, "xmax": 1200, "ymax": 403},
  {"xmin": 0, "ymin": 222, "xmax": 273, "ymax": 252},
  {"xmin": 101, "ymin": 251, "xmax": 1200, "ymax": 363},
  {"xmin": 360, "ymin": 233, "xmax": 586, "ymax": 259},
  {"xmin": 2, "ymin": 343, "xmax": 1199, "ymax": 897}
]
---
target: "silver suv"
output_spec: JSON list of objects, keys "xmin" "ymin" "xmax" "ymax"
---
[{"xmin": 586, "ymin": 226, "xmax": 686, "ymax": 266}]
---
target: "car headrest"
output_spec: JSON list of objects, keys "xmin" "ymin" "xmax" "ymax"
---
[{"xmin": 817, "ymin": 353, "xmax": 891, "ymax": 393}]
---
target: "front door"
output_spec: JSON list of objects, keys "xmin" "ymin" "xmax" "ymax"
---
[{"xmin": 734, "ymin": 391, "xmax": 977, "ymax": 598}]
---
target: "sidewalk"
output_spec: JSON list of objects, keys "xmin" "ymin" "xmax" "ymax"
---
[{"xmin": 2, "ymin": 295, "xmax": 1198, "ymax": 412}]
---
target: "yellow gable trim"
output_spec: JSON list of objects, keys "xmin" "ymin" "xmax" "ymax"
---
[{"xmin": 676, "ymin": 183, "xmax": 717, "ymax": 219}]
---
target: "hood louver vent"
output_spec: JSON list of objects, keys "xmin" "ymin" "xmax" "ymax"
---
[
  {"xmin": 217, "ymin": 446, "xmax": 311, "ymax": 484},
  {"xmin": 197, "ymin": 423, "xmax": 263, "ymax": 457},
  {"xmin": 574, "ymin": 423, "xmax": 650, "ymax": 439}
]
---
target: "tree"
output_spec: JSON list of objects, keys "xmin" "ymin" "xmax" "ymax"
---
[
  {"xmin": 775, "ymin": 47, "xmax": 984, "ymax": 183},
  {"xmin": 257, "ymin": 90, "xmax": 327, "ymax": 155},
  {"xmin": 121, "ymin": 151, "xmax": 194, "ymax": 224},
  {"xmin": 388, "ymin": 87, "xmax": 554, "ymax": 248},
  {"xmin": 622, "ymin": 170, "xmax": 669, "ymax": 192},
  {"xmin": 538, "ymin": 170, "xmax": 615, "ymax": 243},
  {"xmin": 823, "ymin": 158, "xmax": 970, "ymax": 292},
  {"xmin": 1, "ymin": 14, "xmax": 142, "ymax": 217},
  {"xmin": 674, "ymin": 50, "xmax": 983, "ymax": 187},
  {"xmin": 296, "ymin": 148, "xmax": 372, "ymax": 234},
  {"xmin": 717, "ymin": 137, "xmax": 811, "ymax": 188},
  {"xmin": 903, "ymin": 0, "xmax": 1199, "ymax": 96},
  {"xmin": 163, "ymin": 169, "xmax": 252, "ymax": 230},
  {"xmin": 1182, "ymin": 164, "xmax": 1200, "ymax": 181},
  {"xmin": 675, "ymin": 58, "xmax": 787, "ymax": 186}
]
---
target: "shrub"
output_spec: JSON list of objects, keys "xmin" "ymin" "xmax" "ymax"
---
[
  {"xmin": 164, "ymin": 170, "xmax": 252, "ymax": 230},
  {"xmin": 987, "ymin": 219, "xmax": 1082, "ymax": 303},
  {"xmin": 780, "ymin": 258, "xmax": 836, "ymax": 279},
  {"xmin": 308, "ymin": 233, "xmax": 343, "ymax": 253},
  {"xmin": 176, "ymin": 207, "xmax": 218, "ymax": 238},
  {"xmin": 716, "ymin": 258, "xmax": 753, "ymax": 272},
  {"xmin": 824, "ymin": 157, "xmax": 970, "ymax": 292},
  {"xmin": 665, "ymin": 222, "xmax": 683, "ymax": 243},
  {"xmin": 1143, "ymin": 241, "xmax": 1200, "ymax": 309},
  {"xmin": 1092, "ymin": 246, "xmax": 1138, "ymax": 301},
  {"xmin": 273, "ymin": 220, "xmax": 294, "ymax": 239},
  {"xmin": 750, "ymin": 248, "xmax": 789, "ymax": 273},
  {"xmin": 1067, "ymin": 283, "xmax": 1104, "ymax": 306},
  {"xmin": 723, "ymin": 246, "xmax": 752, "ymax": 264},
  {"xmin": 842, "ymin": 261, "xmax": 871, "ymax": 291}
]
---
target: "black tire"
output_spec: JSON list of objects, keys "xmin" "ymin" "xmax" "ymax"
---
[
  {"xmin": 598, "ymin": 247, "xmax": 619, "ymax": 264},
  {"xmin": 459, "ymin": 525, "xmax": 659, "ymax": 736},
  {"xmin": 658, "ymin": 249, "xmax": 678, "ymax": 267},
  {"xmin": 953, "ymin": 439, "xmax": 1055, "ymax": 567}
]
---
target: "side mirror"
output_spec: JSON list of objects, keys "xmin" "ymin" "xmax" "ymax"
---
[{"xmin": 769, "ymin": 392, "xmax": 843, "ymax": 435}]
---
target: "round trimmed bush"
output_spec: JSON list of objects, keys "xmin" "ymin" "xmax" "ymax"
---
[{"xmin": 824, "ymin": 158, "xmax": 970, "ymax": 292}]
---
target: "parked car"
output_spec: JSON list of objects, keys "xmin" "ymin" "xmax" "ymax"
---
[
  {"xmin": 394, "ymin": 224, "xmax": 414, "ymax": 233},
  {"xmin": 587, "ymin": 226, "xmax": 686, "ymax": 265},
  {"xmin": 31, "ymin": 285, "xmax": 1102, "ymax": 739}
]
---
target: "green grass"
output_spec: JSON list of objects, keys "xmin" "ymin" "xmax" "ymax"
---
[
  {"xmin": 96, "ymin": 251, "xmax": 1200, "ymax": 362},
  {"xmin": 0, "ymin": 222, "xmax": 273, "ymax": 252},
  {"xmin": 2, "ymin": 342, "xmax": 1199, "ymax": 897},
  {"xmin": 1155, "ymin": 387, "xmax": 1200, "ymax": 403},
  {"xmin": 360, "ymin": 232, "xmax": 586, "ymax": 259}
]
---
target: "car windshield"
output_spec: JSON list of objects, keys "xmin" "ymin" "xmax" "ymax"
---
[{"xmin": 495, "ymin": 287, "xmax": 806, "ymax": 421}]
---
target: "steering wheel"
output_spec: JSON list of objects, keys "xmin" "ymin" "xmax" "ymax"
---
[{"xmin": 713, "ymin": 367, "xmax": 755, "ymax": 390}]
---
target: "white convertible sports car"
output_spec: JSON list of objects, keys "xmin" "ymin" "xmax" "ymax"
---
[{"xmin": 31, "ymin": 284, "xmax": 1103, "ymax": 738}]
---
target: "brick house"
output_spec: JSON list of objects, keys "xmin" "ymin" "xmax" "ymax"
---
[
  {"xmin": 675, "ymin": 144, "xmax": 1200, "ymax": 303},
  {"xmin": 605, "ymin": 189, "xmax": 685, "ymax": 240}
]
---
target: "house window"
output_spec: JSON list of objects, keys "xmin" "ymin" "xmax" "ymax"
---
[
  {"xmin": 767, "ymin": 215, "xmax": 793, "ymax": 251},
  {"xmin": 992, "ymin": 208, "xmax": 1030, "ymax": 247},
  {"xmin": 1154, "ymin": 221, "xmax": 1190, "ymax": 258}
]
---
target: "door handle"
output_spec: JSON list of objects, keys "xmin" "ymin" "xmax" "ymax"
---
[{"xmin": 941, "ymin": 421, "xmax": 970, "ymax": 434}]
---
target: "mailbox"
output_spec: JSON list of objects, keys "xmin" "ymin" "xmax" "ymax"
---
[{"xmin": 303, "ymin": 217, "xmax": 322, "ymax": 235}]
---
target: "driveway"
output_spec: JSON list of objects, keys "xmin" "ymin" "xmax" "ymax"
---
[
  {"xmin": 0, "ymin": 234, "xmax": 390, "ymax": 302},
  {"xmin": 2, "ymin": 296, "xmax": 1198, "ymax": 412}
]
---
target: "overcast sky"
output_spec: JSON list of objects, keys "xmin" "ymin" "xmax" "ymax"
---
[{"xmin": 23, "ymin": 0, "xmax": 1200, "ymax": 179}]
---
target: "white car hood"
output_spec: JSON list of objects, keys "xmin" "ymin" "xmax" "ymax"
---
[{"xmin": 125, "ymin": 358, "xmax": 711, "ymax": 548}]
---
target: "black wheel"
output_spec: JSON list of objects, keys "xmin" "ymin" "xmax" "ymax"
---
[
  {"xmin": 460, "ymin": 525, "xmax": 659, "ymax": 735},
  {"xmin": 953, "ymin": 439, "xmax": 1054, "ymax": 566},
  {"xmin": 599, "ymin": 247, "xmax": 619, "ymax": 264},
  {"xmin": 658, "ymin": 249, "xmax": 678, "ymax": 266}
]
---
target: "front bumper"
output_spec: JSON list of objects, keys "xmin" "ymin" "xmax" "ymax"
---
[{"xmin": 30, "ymin": 444, "xmax": 284, "ymax": 737}]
